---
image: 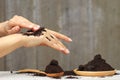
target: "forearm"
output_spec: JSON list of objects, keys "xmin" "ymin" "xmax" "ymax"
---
[
  {"xmin": 0, "ymin": 21, "xmax": 8, "ymax": 37},
  {"xmin": 0, "ymin": 34, "xmax": 25, "ymax": 57}
]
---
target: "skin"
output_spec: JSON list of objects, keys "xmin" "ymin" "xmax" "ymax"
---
[{"xmin": 0, "ymin": 15, "xmax": 72, "ymax": 58}]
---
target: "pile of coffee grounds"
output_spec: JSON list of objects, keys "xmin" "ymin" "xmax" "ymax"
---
[
  {"xmin": 78, "ymin": 54, "xmax": 114, "ymax": 71},
  {"xmin": 64, "ymin": 71, "xmax": 76, "ymax": 76},
  {"xmin": 23, "ymin": 27, "xmax": 46, "ymax": 36},
  {"xmin": 45, "ymin": 59, "xmax": 64, "ymax": 73}
]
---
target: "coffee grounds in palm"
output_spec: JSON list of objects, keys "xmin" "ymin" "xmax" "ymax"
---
[
  {"xmin": 78, "ymin": 54, "xmax": 114, "ymax": 71},
  {"xmin": 23, "ymin": 27, "xmax": 46, "ymax": 36},
  {"xmin": 45, "ymin": 59, "xmax": 64, "ymax": 73}
]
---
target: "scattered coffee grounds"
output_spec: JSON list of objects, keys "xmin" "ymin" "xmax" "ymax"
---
[
  {"xmin": 65, "ymin": 76, "xmax": 78, "ymax": 79},
  {"xmin": 23, "ymin": 27, "xmax": 46, "ymax": 36},
  {"xmin": 23, "ymin": 27, "xmax": 54, "ymax": 41},
  {"xmin": 64, "ymin": 71, "xmax": 76, "ymax": 76},
  {"xmin": 45, "ymin": 59, "xmax": 64, "ymax": 73},
  {"xmin": 10, "ymin": 71, "xmax": 13, "ymax": 74},
  {"xmin": 33, "ymin": 73, "xmax": 46, "ymax": 76},
  {"xmin": 51, "ymin": 77, "xmax": 61, "ymax": 79},
  {"xmin": 78, "ymin": 54, "xmax": 114, "ymax": 71},
  {"xmin": 114, "ymin": 73, "xmax": 120, "ymax": 75}
]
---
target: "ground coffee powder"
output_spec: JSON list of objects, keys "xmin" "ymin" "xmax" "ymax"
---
[
  {"xmin": 78, "ymin": 54, "xmax": 114, "ymax": 71},
  {"xmin": 23, "ymin": 27, "xmax": 46, "ymax": 36},
  {"xmin": 45, "ymin": 59, "xmax": 64, "ymax": 73},
  {"xmin": 64, "ymin": 71, "xmax": 76, "ymax": 76}
]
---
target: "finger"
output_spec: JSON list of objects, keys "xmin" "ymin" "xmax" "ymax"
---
[
  {"xmin": 47, "ymin": 33, "xmax": 66, "ymax": 49},
  {"xmin": 22, "ymin": 23, "xmax": 40, "ymax": 31},
  {"xmin": 9, "ymin": 15, "xmax": 40, "ymax": 30},
  {"xmin": 7, "ymin": 26, "xmax": 21, "ymax": 34},
  {"xmin": 41, "ymin": 34, "xmax": 63, "ymax": 53},
  {"xmin": 54, "ymin": 39, "xmax": 70, "ymax": 54},
  {"xmin": 49, "ymin": 34, "xmax": 70, "ymax": 54},
  {"xmin": 43, "ymin": 37, "xmax": 63, "ymax": 52},
  {"xmin": 47, "ymin": 29, "xmax": 72, "ymax": 42},
  {"xmin": 9, "ymin": 21, "xmax": 40, "ymax": 31},
  {"xmin": 45, "ymin": 29, "xmax": 70, "ymax": 53},
  {"xmin": 43, "ymin": 33, "xmax": 69, "ymax": 54}
]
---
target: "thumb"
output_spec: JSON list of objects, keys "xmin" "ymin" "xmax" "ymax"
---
[{"xmin": 7, "ymin": 26, "xmax": 21, "ymax": 34}]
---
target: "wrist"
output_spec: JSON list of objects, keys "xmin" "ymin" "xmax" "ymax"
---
[
  {"xmin": 9, "ymin": 34, "xmax": 27, "ymax": 47},
  {"xmin": 19, "ymin": 34, "xmax": 34, "ymax": 47},
  {"xmin": 0, "ymin": 21, "xmax": 9, "ymax": 37},
  {"xmin": 16, "ymin": 34, "xmax": 27, "ymax": 47}
]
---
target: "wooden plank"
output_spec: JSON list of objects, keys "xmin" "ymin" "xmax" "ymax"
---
[{"xmin": 0, "ymin": 0, "xmax": 5, "ymax": 70}]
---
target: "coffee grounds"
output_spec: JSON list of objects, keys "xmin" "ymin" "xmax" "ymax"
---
[
  {"xmin": 65, "ymin": 76, "xmax": 78, "ymax": 79},
  {"xmin": 64, "ymin": 71, "xmax": 76, "ymax": 76},
  {"xmin": 78, "ymin": 54, "xmax": 114, "ymax": 71},
  {"xmin": 23, "ymin": 27, "xmax": 46, "ymax": 36},
  {"xmin": 45, "ymin": 59, "xmax": 64, "ymax": 73},
  {"xmin": 10, "ymin": 71, "xmax": 13, "ymax": 73}
]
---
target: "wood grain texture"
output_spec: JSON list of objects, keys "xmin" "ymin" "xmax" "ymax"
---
[{"xmin": 0, "ymin": 0, "xmax": 119, "ymax": 71}]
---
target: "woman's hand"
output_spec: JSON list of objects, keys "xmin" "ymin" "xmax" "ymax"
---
[
  {"xmin": 23, "ymin": 28, "xmax": 72, "ymax": 54},
  {"xmin": 0, "ymin": 15, "xmax": 40, "ymax": 36},
  {"xmin": 8, "ymin": 15, "xmax": 40, "ymax": 33}
]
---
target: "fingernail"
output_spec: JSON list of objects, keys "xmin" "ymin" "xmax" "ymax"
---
[
  {"xmin": 65, "ymin": 49, "xmax": 70, "ymax": 54},
  {"xmin": 68, "ymin": 38, "xmax": 72, "ymax": 41},
  {"xmin": 15, "ymin": 27, "xmax": 19, "ymax": 30},
  {"xmin": 34, "ymin": 25, "xmax": 40, "ymax": 30}
]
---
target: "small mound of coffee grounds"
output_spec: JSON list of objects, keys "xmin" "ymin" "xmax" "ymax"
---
[
  {"xmin": 78, "ymin": 54, "xmax": 114, "ymax": 71},
  {"xmin": 23, "ymin": 27, "xmax": 46, "ymax": 36},
  {"xmin": 64, "ymin": 71, "xmax": 76, "ymax": 76},
  {"xmin": 45, "ymin": 59, "xmax": 63, "ymax": 73},
  {"xmin": 50, "ymin": 59, "xmax": 58, "ymax": 65}
]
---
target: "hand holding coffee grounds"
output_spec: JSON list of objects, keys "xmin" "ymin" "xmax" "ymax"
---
[
  {"xmin": 45, "ymin": 59, "xmax": 64, "ymax": 73},
  {"xmin": 78, "ymin": 54, "xmax": 114, "ymax": 71}
]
